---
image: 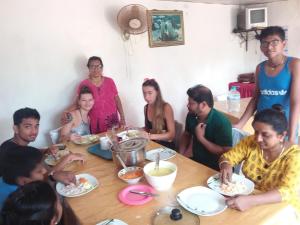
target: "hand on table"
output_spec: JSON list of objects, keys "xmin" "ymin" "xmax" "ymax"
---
[
  {"xmin": 226, "ymin": 195, "xmax": 254, "ymax": 211},
  {"xmin": 64, "ymin": 153, "xmax": 85, "ymax": 165},
  {"xmin": 52, "ymin": 171, "xmax": 76, "ymax": 185},
  {"xmin": 70, "ymin": 133, "xmax": 81, "ymax": 142},
  {"xmin": 47, "ymin": 145, "xmax": 59, "ymax": 155},
  {"xmin": 220, "ymin": 162, "xmax": 233, "ymax": 184}
]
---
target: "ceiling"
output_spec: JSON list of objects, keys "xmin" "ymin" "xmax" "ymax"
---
[{"xmin": 158, "ymin": 0, "xmax": 287, "ymax": 5}]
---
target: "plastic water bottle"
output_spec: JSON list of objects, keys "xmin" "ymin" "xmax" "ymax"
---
[{"xmin": 227, "ymin": 86, "xmax": 240, "ymax": 112}]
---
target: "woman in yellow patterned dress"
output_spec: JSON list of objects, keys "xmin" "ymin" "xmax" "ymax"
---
[{"xmin": 219, "ymin": 106, "xmax": 300, "ymax": 214}]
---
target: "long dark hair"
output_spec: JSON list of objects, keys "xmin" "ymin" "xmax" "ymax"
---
[{"xmin": 1, "ymin": 181, "xmax": 59, "ymax": 225}]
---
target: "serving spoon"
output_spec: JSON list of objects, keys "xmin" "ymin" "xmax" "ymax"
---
[{"xmin": 116, "ymin": 154, "xmax": 128, "ymax": 172}]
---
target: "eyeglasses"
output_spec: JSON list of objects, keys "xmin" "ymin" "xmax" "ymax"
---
[
  {"xmin": 261, "ymin": 39, "xmax": 282, "ymax": 48},
  {"xmin": 88, "ymin": 64, "xmax": 103, "ymax": 70}
]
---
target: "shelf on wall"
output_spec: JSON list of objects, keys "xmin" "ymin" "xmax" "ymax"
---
[{"xmin": 233, "ymin": 27, "xmax": 264, "ymax": 51}]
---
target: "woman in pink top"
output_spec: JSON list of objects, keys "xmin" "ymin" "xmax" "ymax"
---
[{"xmin": 64, "ymin": 56, "xmax": 125, "ymax": 134}]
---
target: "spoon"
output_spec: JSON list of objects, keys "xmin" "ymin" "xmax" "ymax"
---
[
  {"xmin": 116, "ymin": 154, "xmax": 128, "ymax": 171},
  {"xmin": 155, "ymin": 152, "xmax": 160, "ymax": 171}
]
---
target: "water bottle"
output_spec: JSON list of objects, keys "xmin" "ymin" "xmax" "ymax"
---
[{"xmin": 227, "ymin": 86, "xmax": 240, "ymax": 112}]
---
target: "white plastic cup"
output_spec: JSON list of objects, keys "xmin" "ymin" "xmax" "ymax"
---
[{"xmin": 99, "ymin": 137, "xmax": 112, "ymax": 150}]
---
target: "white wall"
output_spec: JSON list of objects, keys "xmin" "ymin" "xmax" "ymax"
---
[{"xmin": 0, "ymin": 0, "xmax": 295, "ymax": 147}]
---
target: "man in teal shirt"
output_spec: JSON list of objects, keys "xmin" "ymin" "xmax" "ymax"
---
[{"xmin": 180, "ymin": 85, "xmax": 232, "ymax": 170}]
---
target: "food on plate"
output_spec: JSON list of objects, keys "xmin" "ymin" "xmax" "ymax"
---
[
  {"xmin": 220, "ymin": 180, "xmax": 247, "ymax": 194},
  {"xmin": 126, "ymin": 130, "xmax": 139, "ymax": 138},
  {"xmin": 148, "ymin": 168, "xmax": 174, "ymax": 176},
  {"xmin": 62, "ymin": 177, "xmax": 93, "ymax": 196},
  {"xmin": 78, "ymin": 135, "xmax": 98, "ymax": 144},
  {"xmin": 45, "ymin": 150, "xmax": 70, "ymax": 165},
  {"xmin": 120, "ymin": 169, "xmax": 143, "ymax": 180}
]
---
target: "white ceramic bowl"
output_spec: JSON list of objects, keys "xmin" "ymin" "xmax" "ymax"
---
[
  {"xmin": 143, "ymin": 161, "xmax": 177, "ymax": 191},
  {"xmin": 118, "ymin": 167, "xmax": 143, "ymax": 185}
]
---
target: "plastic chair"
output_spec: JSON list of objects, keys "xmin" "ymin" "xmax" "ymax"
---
[
  {"xmin": 49, "ymin": 127, "xmax": 63, "ymax": 144},
  {"xmin": 232, "ymin": 128, "xmax": 249, "ymax": 174}
]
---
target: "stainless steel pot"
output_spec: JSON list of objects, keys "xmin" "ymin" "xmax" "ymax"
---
[{"xmin": 111, "ymin": 137, "xmax": 148, "ymax": 168}]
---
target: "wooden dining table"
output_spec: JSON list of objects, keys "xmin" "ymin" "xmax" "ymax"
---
[{"xmin": 63, "ymin": 138, "xmax": 298, "ymax": 225}]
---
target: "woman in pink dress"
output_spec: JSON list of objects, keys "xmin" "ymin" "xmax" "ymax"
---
[{"xmin": 64, "ymin": 56, "xmax": 125, "ymax": 134}]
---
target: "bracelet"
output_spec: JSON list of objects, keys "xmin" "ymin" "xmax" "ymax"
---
[{"xmin": 219, "ymin": 160, "xmax": 230, "ymax": 167}]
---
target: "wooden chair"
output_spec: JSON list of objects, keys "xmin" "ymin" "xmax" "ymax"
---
[{"xmin": 174, "ymin": 120, "xmax": 183, "ymax": 152}]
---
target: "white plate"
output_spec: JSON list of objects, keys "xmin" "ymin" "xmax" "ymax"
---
[
  {"xmin": 56, "ymin": 173, "xmax": 99, "ymax": 197},
  {"xmin": 73, "ymin": 135, "xmax": 98, "ymax": 145},
  {"xmin": 207, "ymin": 173, "xmax": 254, "ymax": 197},
  {"xmin": 146, "ymin": 148, "xmax": 176, "ymax": 161},
  {"xmin": 96, "ymin": 219, "xmax": 128, "ymax": 225},
  {"xmin": 117, "ymin": 130, "xmax": 140, "ymax": 140},
  {"xmin": 176, "ymin": 186, "xmax": 227, "ymax": 216},
  {"xmin": 44, "ymin": 150, "xmax": 70, "ymax": 166}
]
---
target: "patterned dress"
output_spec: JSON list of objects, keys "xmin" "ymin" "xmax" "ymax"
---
[
  {"xmin": 78, "ymin": 77, "xmax": 119, "ymax": 134},
  {"xmin": 221, "ymin": 135, "xmax": 300, "ymax": 214}
]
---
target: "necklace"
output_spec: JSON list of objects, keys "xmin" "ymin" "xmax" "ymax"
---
[
  {"xmin": 268, "ymin": 56, "xmax": 286, "ymax": 71},
  {"xmin": 262, "ymin": 142, "xmax": 285, "ymax": 164}
]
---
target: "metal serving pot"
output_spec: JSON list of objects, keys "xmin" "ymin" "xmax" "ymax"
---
[{"xmin": 111, "ymin": 137, "xmax": 148, "ymax": 168}]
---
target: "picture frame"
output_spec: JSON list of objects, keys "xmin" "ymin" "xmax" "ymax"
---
[{"xmin": 147, "ymin": 10, "xmax": 185, "ymax": 48}]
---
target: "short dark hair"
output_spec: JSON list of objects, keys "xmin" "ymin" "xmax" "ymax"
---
[
  {"xmin": 1, "ymin": 181, "xmax": 57, "ymax": 225},
  {"xmin": 259, "ymin": 26, "xmax": 285, "ymax": 41},
  {"xmin": 0, "ymin": 146, "xmax": 43, "ymax": 185},
  {"xmin": 13, "ymin": 107, "xmax": 40, "ymax": 126},
  {"xmin": 187, "ymin": 84, "xmax": 214, "ymax": 108},
  {"xmin": 253, "ymin": 104, "xmax": 288, "ymax": 135},
  {"xmin": 87, "ymin": 56, "xmax": 103, "ymax": 68}
]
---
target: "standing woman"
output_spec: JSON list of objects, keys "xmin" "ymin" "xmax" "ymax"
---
[
  {"xmin": 142, "ymin": 79, "xmax": 175, "ymax": 149},
  {"xmin": 60, "ymin": 86, "xmax": 94, "ymax": 142},
  {"xmin": 235, "ymin": 26, "xmax": 300, "ymax": 143},
  {"xmin": 64, "ymin": 56, "xmax": 126, "ymax": 133}
]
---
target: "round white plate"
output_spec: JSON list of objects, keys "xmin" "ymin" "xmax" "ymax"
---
[
  {"xmin": 44, "ymin": 150, "xmax": 70, "ymax": 166},
  {"xmin": 73, "ymin": 134, "xmax": 98, "ymax": 145},
  {"xmin": 146, "ymin": 148, "xmax": 176, "ymax": 161},
  {"xmin": 56, "ymin": 173, "xmax": 99, "ymax": 197},
  {"xmin": 96, "ymin": 219, "xmax": 128, "ymax": 225},
  {"xmin": 207, "ymin": 173, "xmax": 254, "ymax": 197},
  {"xmin": 117, "ymin": 130, "xmax": 140, "ymax": 140},
  {"xmin": 176, "ymin": 186, "xmax": 227, "ymax": 216}
]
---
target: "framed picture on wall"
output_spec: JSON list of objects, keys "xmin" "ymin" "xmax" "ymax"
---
[{"xmin": 147, "ymin": 10, "xmax": 185, "ymax": 48}]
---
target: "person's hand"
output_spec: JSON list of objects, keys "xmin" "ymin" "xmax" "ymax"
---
[
  {"xmin": 226, "ymin": 195, "xmax": 254, "ymax": 211},
  {"xmin": 52, "ymin": 171, "xmax": 76, "ymax": 185},
  {"xmin": 220, "ymin": 161, "xmax": 233, "ymax": 184},
  {"xmin": 195, "ymin": 123, "xmax": 206, "ymax": 139},
  {"xmin": 63, "ymin": 153, "xmax": 85, "ymax": 165},
  {"xmin": 47, "ymin": 145, "xmax": 58, "ymax": 155},
  {"xmin": 70, "ymin": 133, "xmax": 81, "ymax": 142},
  {"xmin": 61, "ymin": 111, "xmax": 73, "ymax": 126},
  {"xmin": 140, "ymin": 131, "xmax": 151, "ymax": 140}
]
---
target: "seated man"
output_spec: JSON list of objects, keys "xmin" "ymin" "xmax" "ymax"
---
[
  {"xmin": 0, "ymin": 107, "xmax": 84, "ymax": 175},
  {"xmin": 0, "ymin": 146, "xmax": 76, "ymax": 209},
  {"xmin": 0, "ymin": 107, "xmax": 55, "ymax": 153},
  {"xmin": 179, "ymin": 84, "xmax": 232, "ymax": 170}
]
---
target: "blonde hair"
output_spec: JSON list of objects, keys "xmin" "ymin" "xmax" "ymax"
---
[{"xmin": 143, "ymin": 79, "xmax": 166, "ymax": 133}]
